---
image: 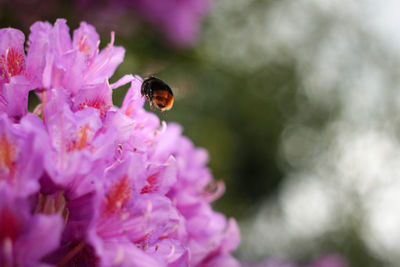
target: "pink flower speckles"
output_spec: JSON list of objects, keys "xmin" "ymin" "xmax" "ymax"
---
[
  {"xmin": 0, "ymin": 19, "xmax": 240, "ymax": 266},
  {"xmin": 0, "ymin": 28, "xmax": 30, "ymax": 119},
  {"xmin": 0, "ymin": 28, "xmax": 25, "ymax": 83}
]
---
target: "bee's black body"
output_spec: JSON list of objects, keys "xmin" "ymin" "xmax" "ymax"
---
[{"xmin": 141, "ymin": 77, "xmax": 174, "ymax": 111}]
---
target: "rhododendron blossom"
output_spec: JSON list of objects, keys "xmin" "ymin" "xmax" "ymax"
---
[{"xmin": 0, "ymin": 19, "xmax": 239, "ymax": 266}]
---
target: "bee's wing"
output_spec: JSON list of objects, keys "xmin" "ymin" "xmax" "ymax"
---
[{"xmin": 142, "ymin": 61, "xmax": 168, "ymax": 78}]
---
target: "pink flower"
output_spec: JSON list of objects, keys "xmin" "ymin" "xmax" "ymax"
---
[
  {"xmin": 26, "ymin": 19, "xmax": 124, "ymax": 97},
  {"xmin": 122, "ymin": 79, "xmax": 240, "ymax": 266},
  {"xmin": 0, "ymin": 114, "xmax": 48, "ymax": 197},
  {"xmin": 0, "ymin": 188, "xmax": 63, "ymax": 266},
  {"xmin": 0, "ymin": 28, "xmax": 25, "ymax": 85},
  {"xmin": 0, "ymin": 19, "xmax": 239, "ymax": 266}
]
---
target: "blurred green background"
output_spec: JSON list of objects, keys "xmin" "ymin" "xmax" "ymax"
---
[{"xmin": 4, "ymin": 0, "xmax": 400, "ymax": 266}]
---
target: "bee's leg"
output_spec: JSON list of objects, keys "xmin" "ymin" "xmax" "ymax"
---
[{"xmin": 149, "ymin": 101, "xmax": 155, "ymax": 111}]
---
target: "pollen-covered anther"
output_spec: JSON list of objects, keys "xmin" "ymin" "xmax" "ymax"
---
[{"xmin": 134, "ymin": 232, "xmax": 151, "ymax": 249}]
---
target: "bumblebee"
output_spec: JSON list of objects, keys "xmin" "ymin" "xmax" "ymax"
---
[{"xmin": 141, "ymin": 76, "xmax": 174, "ymax": 111}]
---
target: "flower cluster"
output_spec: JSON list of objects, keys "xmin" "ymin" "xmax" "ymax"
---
[{"xmin": 0, "ymin": 19, "xmax": 239, "ymax": 266}]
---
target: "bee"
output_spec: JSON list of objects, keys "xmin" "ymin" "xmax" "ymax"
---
[{"xmin": 141, "ymin": 76, "xmax": 174, "ymax": 112}]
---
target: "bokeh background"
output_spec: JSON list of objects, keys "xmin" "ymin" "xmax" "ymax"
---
[{"xmin": 2, "ymin": 0, "xmax": 400, "ymax": 266}]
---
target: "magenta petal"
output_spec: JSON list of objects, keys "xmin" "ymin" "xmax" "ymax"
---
[
  {"xmin": 0, "ymin": 189, "xmax": 63, "ymax": 266},
  {"xmin": 44, "ymin": 104, "xmax": 115, "ymax": 198},
  {"xmin": 0, "ymin": 114, "xmax": 47, "ymax": 197},
  {"xmin": 60, "ymin": 50, "xmax": 86, "ymax": 95},
  {"xmin": 141, "ymin": 156, "xmax": 177, "ymax": 195},
  {"xmin": 88, "ymin": 230, "xmax": 164, "ymax": 267},
  {"xmin": 153, "ymin": 123, "xmax": 183, "ymax": 162},
  {"xmin": 102, "ymin": 110, "xmax": 136, "ymax": 145},
  {"xmin": 145, "ymin": 239, "xmax": 189, "ymax": 266},
  {"xmin": 16, "ymin": 114, "xmax": 49, "ymax": 194},
  {"xmin": 73, "ymin": 21, "xmax": 100, "ymax": 59},
  {"xmin": 42, "ymin": 51, "xmax": 55, "ymax": 89},
  {"xmin": 0, "ymin": 28, "xmax": 26, "ymax": 85},
  {"xmin": 88, "ymin": 193, "xmax": 180, "ymax": 266},
  {"xmin": 1, "ymin": 76, "xmax": 30, "ymax": 118},
  {"xmin": 0, "ymin": 28, "xmax": 25, "ymax": 53},
  {"xmin": 110, "ymin": 74, "xmax": 135, "ymax": 90},
  {"xmin": 15, "ymin": 214, "xmax": 63, "ymax": 264},
  {"xmin": 84, "ymin": 33, "xmax": 125, "ymax": 84},
  {"xmin": 27, "ymin": 19, "xmax": 74, "ymax": 91},
  {"xmin": 104, "ymin": 152, "xmax": 147, "ymax": 195},
  {"xmin": 182, "ymin": 203, "xmax": 232, "ymax": 265},
  {"xmin": 42, "ymin": 87, "xmax": 71, "ymax": 119},
  {"xmin": 121, "ymin": 75, "xmax": 145, "ymax": 117},
  {"xmin": 51, "ymin": 19, "xmax": 72, "ymax": 55},
  {"xmin": 25, "ymin": 21, "xmax": 52, "ymax": 88},
  {"xmin": 72, "ymin": 81, "xmax": 113, "ymax": 116},
  {"xmin": 0, "ymin": 19, "xmax": 241, "ymax": 266},
  {"xmin": 220, "ymin": 218, "xmax": 240, "ymax": 253},
  {"xmin": 103, "ymin": 244, "xmax": 164, "ymax": 267},
  {"xmin": 126, "ymin": 195, "xmax": 182, "ymax": 244}
]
